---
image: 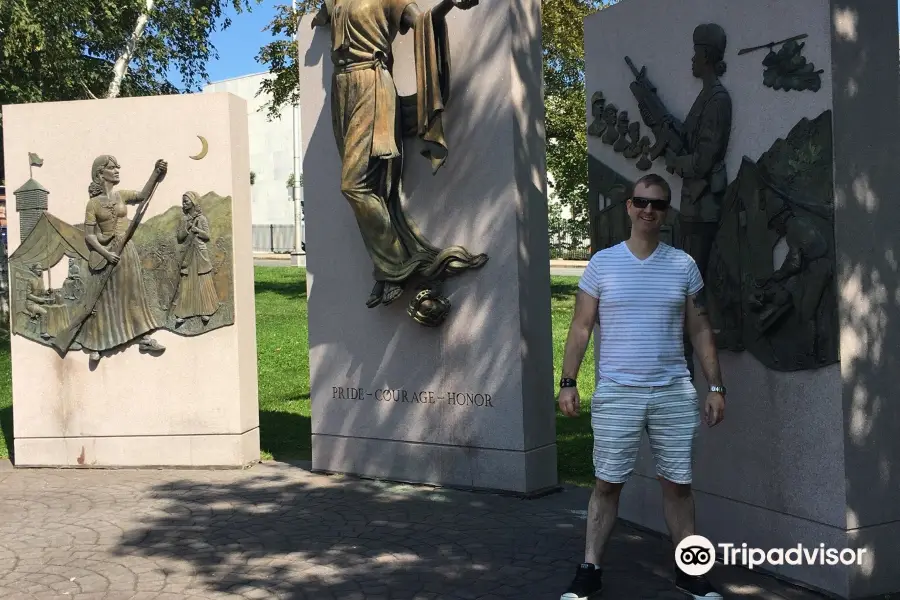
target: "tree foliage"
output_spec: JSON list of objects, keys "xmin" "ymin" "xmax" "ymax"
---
[
  {"xmin": 0, "ymin": 0, "xmax": 257, "ymax": 182},
  {"xmin": 543, "ymin": 0, "xmax": 616, "ymax": 250},
  {"xmin": 255, "ymin": 2, "xmax": 309, "ymax": 121}
]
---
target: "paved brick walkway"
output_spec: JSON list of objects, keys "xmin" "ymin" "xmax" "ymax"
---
[{"xmin": 0, "ymin": 460, "xmax": 826, "ymax": 599}]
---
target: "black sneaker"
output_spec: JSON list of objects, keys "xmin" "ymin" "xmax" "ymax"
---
[
  {"xmin": 675, "ymin": 569, "xmax": 723, "ymax": 598},
  {"xmin": 560, "ymin": 563, "xmax": 603, "ymax": 599}
]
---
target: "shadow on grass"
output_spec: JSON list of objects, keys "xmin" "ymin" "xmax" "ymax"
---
[
  {"xmin": 0, "ymin": 405, "xmax": 12, "ymax": 463},
  {"xmin": 253, "ymin": 267, "xmax": 308, "ymax": 301},
  {"xmin": 550, "ymin": 277, "xmax": 580, "ymax": 302},
  {"xmin": 260, "ymin": 406, "xmax": 312, "ymax": 462},
  {"xmin": 254, "ymin": 281, "xmax": 308, "ymax": 301}
]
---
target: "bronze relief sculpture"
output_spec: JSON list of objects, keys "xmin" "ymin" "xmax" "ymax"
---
[
  {"xmin": 8, "ymin": 152, "xmax": 237, "ymax": 362},
  {"xmin": 705, "ymin": 111, "xmax": 837, "ymax": 371},
  {"xmin": 738, "ymin": 34, "xmax": 823, "ymax": 93},
  {"xmin": 613, "ymin": 24, "xmax": 732, "ymax": 281},
  {"xmin": 659, "ymin": 24, "xmax": 732, "ymax": 285},
  {"xmin": 69, "ymin": 155, "xmax": 169, "ymax": 360},
  {"xmin": 588, "ymin": 23, "xmax": 838, "ymax": 373},
  {"xmin": 587, "ymin": 90, "xmax": 654, "ymax": 171},
  {"xmin": 310, "ymin": 0, "xmax": 488, "ymax": 326},
  {"xmin": 611, "ymin": 24, "xmax": 732, "ymax": 377},
  {"xmin": 173, "ymin": 191, "xmax": 220, "ymax": 326}
]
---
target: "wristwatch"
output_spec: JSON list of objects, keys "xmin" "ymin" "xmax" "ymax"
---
[
  {"xmin": 560, "ymin": 377, "xmax": 577, "ymax": 388},
  {"xmin": 709, "ymin": 385, "xmax": 726, "ymax": 396}
]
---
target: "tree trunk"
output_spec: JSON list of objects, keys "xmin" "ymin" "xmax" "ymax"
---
[{"xmin": 106, "ymin": 0, "xmax": 155, "ymax": 99}]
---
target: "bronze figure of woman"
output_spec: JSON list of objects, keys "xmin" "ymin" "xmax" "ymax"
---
[
  {"xmin": 173, "ymin": 191, "xmax": 219, "ymax": 326},
  {"xmin": 78, "ymin": 155, "xmax": 166, "ymax": 361},
  {"xmin": 311, "ymin": 0, "xmax": 488, "ymax": 312}
]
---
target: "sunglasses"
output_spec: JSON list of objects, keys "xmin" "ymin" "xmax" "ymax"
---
[{"xmin": 631, "ymin": 196, "xmax": 670, "ymax": 211}]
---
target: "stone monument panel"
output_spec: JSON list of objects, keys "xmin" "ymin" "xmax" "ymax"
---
[
  {"xmin": 586, "ymin": 0, "xmax": 900, "ymax": 597},
  {"xmin": 298, "ymin": 0, "xmax": 556, "ymax": 494},
  {"xmin": 1, "ymin": 93, "xmax": 260, "ymax": 467}
]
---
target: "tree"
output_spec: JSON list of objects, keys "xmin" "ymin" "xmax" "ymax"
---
[
  {"xmin": 254, "ymin": 0, "xmax": 616, "ymax": 253},
  {"xmin": 255, "ymin": 2, "xmax": 309, "ymax": 121},
  {"xmin": 542, "ymin": 0, "xmax": 617, "ymax": 252},
  {"xmin": 0, "ymin": 0, "xmax": 258, "ymax": 181}
]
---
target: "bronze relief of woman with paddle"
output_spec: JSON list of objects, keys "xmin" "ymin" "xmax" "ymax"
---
[{"xmin": 52, "ymin": 156, "xmax": 167, "ymax": 361}]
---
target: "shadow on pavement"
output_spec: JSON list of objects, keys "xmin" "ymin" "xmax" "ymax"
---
[{"xmin": 112, "ymin": 464, "xmax": 828, "ymax": 599}]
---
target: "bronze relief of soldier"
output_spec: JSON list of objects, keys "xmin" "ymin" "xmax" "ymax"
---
[
  {"xmin": 664, "ymin": 23, "xmax": 732, "ymax": 283},
  {"xmin": 652, "ymin": 24, "xmax": 732, "ymax": 378},
  {"xmin": 311, "ymin": 0, "xmax": 488, "ymax": 323}
]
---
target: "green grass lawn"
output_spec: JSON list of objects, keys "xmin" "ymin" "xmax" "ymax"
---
[{"xmin": 0, "ymin": 266, "xmax": 597, "ymax": 487}]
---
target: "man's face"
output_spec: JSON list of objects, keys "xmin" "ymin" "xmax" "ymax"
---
[{"xmin": 626, "ymin": 182, "xmax": 669, "ymax": 234}]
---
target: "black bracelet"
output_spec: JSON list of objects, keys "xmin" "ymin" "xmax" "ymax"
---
[{"xmin": 559, "ymin": 377, "xmax": 577, "ymax": 388}]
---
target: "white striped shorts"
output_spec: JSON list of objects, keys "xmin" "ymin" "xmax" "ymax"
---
[{"xmin": 590, "ymin": 377, "xmax": 699, "ymax": 485}]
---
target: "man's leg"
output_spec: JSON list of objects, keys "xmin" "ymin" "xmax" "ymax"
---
[
  {"xmin": 659, "ymin": 477, "xmax": 695, "ymax": 546},
  {"xmin": 561, "ymin": 382, "xmax": 647, "ymax": 600},
  {"xmin": 585, "ymin": 478, "xmax": 624, "ymax": 565},
  {"xmin": 646, "ymin": 379, "xmax": 721, "ymax": 598}
]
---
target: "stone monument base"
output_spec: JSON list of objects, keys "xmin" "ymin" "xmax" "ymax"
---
[
  {"xmin": 2, "ymin": 92, "xmax": 260, "ymax": 469},
  {"xmin": 585, "ymin": 0, "xmax": 900, "ymax": 597},
  {"xmin": 297, "ymin": 0, "xmax": 556, "ymax": 496},
  {"xmin": 312, "ymin": 435, "xmax": 558, "ymax": 495},
  {"xmin": 15, "ymin": 429, "xmax": 260, "ymax": 468}
]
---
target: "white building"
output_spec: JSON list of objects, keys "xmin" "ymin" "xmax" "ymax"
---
[{"xmin": 203, "ymin": 71, "xmax": 302, "ymax": 252}]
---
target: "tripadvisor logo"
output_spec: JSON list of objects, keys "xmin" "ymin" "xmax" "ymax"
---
[
  {"xmin": 675, "ymin": 535, "xmax": 868, "ymax": 574},
  {"xmin": 675, "ymin": 535, "xmax": 716, "ymax": 576}
]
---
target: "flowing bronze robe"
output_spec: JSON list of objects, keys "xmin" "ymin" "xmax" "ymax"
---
[
  {"xmin": 325, "ymin": 0, "xmax": 487, "ymax": 284},
  {"xmin": 78, "ymin": 190, "xmax": 163, "ymax": 351},
  {"xmin": 174, "ymin": 209, "xmax": 219, "ymax": 319}
]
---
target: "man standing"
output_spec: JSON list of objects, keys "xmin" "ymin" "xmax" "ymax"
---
[{"xmin": 558, "ymin": 174, "xmax": 726, "ymax": 600}]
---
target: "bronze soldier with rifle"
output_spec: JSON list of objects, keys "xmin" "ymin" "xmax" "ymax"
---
[{"xmin": 625, "ymin": 23, "xmax": 732, "ymax": 377}]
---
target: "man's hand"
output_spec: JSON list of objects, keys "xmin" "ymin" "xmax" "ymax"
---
[
  {"xmin": 704, "ymin": 392, "xmax": 725, "ymax": 427},
  {"xmin": 558, "ymin": 387, "xmax": 580, "ymax": 417},
  {"xmin": 452, "ymin": 0, "xmax": 479, "ymax": 9}
]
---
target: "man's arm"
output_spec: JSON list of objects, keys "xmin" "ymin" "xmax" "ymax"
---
[
  {"xmin": 685, "ymin": 289, "xmax": 723, "ymax": 388},
  {"xmin": 562, "ymin": 290, "xmax": 599, "ymax": 381}
]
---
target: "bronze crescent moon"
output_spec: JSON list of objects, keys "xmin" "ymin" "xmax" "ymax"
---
[{"xmin": 189, "ymin": 135, "xmax": 209, "ymax": 160}]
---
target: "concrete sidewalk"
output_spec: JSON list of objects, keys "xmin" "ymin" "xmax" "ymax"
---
[{"xmin": 0, "ymin": 460, "xmax": 827, "ymax": 599}]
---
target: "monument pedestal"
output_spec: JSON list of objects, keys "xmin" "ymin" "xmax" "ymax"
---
[
  {"xmin": 2, "ymin": 93, "xmax": 260, "ymax": 468},
  {"xmin": 297, "ymin": 0, "xmax": 556, "ymax": 495},
  {"xmin": 586, "ymin": 0, "xmax": 900, "ymax": 597}
]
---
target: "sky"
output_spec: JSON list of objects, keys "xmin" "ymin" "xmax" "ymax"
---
[
  {"xmin": 195, "ymin": 1, "xmax": 900, "ymax": 85},
  {"xmin": 196, "ymin": 0, "xmax": 283, "ymax": 85}
]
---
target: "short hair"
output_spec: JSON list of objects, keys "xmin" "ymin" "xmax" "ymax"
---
[{"xmin": 629, "ymin": 173, "xmax": 671, "ymax": 203}]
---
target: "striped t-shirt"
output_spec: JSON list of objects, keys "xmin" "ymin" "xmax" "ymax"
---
[{"xmin": 578, "ymin": 241, "xmax": 704, "ymax": 387}]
